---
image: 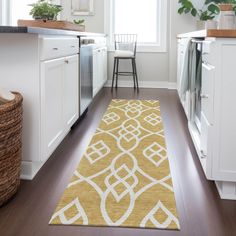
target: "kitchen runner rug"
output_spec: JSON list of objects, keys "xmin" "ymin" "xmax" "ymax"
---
[{"xmin": 50, "ymin": 99, "xmax": 180, "ymax": 230}]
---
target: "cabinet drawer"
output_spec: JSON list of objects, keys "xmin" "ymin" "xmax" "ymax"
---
[
  {"xmin": 40, "ymin": 37, "xmax": 79, "ymax": 61},
  {"xmin": 201, "ymin": 61, "xmax": 215, "ymax": 124}
]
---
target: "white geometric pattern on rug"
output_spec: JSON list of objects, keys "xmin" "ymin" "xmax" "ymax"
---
[
  {"xmin": 50, "ymin": 100, "xmax": 180, "ymax": 230},
  {"xmin": 144, "ymin": 113, "xmax": 162, "ymax": 126},
  {"xmin": 143, "ymin": 142, "xmax": 167, "ymax": 167},
  {"xmin": 85, "ymin": 140, "xmax": 110, "ymax": 164},
  {"xmin": 50, "ymin": 198, "xmax": 88, "ymax": 225},
  {"xmin": 140, "ymin": 201, "xmax": 180, "ymax": 229},
  {"xmin": 103, "ymin": 112, "xmax": 120, "ymax": 125}
]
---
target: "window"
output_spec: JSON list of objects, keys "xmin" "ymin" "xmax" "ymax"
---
[
  {"xmin": 0, "ymin": 0, "xmax": 8, "ymax": 25},
  {"xmin": 1, "ymin": 0, "xmax": 60, "ymax": 26},
  {"xmin": 104, "ymin": 0, "xmax": 167, "ymax": 52},
  {"xmin": 9, "ymin": 0, "xmax": 35, "ymax": 26},
  {"xmin": 0, "ymin": 0, "xmax": 35, "ymax": 26}
]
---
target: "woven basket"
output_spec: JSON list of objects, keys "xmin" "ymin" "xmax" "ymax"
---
[{"xmin": 0, "ymin": 92, "xmax": 23, "ymax": 206}]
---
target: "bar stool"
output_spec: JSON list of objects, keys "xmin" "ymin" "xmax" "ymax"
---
[{"xmin": 111, "ymin": 34, "xmax": 139, "ymax": 90}]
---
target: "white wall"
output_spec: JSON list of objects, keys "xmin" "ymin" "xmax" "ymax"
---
[
  {"xmin": 61, "ymin": 0, "xmax": 104, "ymax": 33},
  {"xmin": 61, "ymin": 0, "xmax": 202, "ymax": 86}
]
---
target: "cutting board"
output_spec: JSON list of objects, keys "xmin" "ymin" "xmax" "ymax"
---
[{"xmin": 18, "ymin": 20, "xmax": 85, "ymax": 32}]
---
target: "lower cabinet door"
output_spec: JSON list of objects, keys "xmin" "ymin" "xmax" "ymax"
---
[
  {"xmin": 200, "ymin": 112, "xmax": 213, "ymax": 179},
  {"xmin": 41, "ymin": 58, "xmax": 65, "ymax": 161},
  {"xmin": 102, "ymin": 47, "xmax": 108, "ymax": 85},
  {"xmin": 93, "ymin": 49, "xmax": 100, "ymax": 97},
  {"xmin": 63, "ymin": 55, "xmax": 79, "ymax": 130},
  {"xmin": 93, "ymin": 47, "xmax": 108, "ymax": 97}
]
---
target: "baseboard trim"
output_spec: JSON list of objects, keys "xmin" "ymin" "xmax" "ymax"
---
[
  {"xmin": 21, "ymin": 161, "xmax": 44, "ymax": 180},
  {"xmin": 215, "ymin": 181, "xmax": 236, "ymax": 200},
  {"xmin": 105, "ymin": 80, "xmax": 177, "ymax": 90}
]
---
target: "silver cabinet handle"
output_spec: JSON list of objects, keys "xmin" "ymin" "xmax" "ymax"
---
[
  {"xmin": 202, "ymin": 61, "xmax": 215, "ymax": 70},
  {"xmin": 201, "ymin": 94, "xmax": 209, "ymax": 99},
  {"xmin": 201, "ymin": 150, "xmax": 207, "ymax": 158},
  {"xmin": 52, "ymin": 47, "xmax": 59, "ymax": 50},
  {"xmin": 71, "ymin": 45, "xmax": 75, "ymax": 48}
]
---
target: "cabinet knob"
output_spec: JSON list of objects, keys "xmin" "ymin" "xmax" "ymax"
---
[
  {"xmin": 52, "ymin": 47, "xmax": 59, "ymax": 50},
  {"xmin": 65, "ymin": 60, "xmax": 69, "ymax": 64}
]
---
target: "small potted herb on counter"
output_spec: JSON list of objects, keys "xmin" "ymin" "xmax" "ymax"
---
[
  {"xmin": 73, "ymin": 19, "xmax": 85, "ymax": 25},
  {"xmin": 29, "ymin": 0, "xmax": 63, "ymax": 21},
  {"xmin": 73, "ymin": 19, "xmax": 85, "ymax": 31}
]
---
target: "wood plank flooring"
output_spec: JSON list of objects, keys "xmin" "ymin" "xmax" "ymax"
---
[{"xmin": 0, "ymin": 88, "xmax": 236, "ymax": 236}]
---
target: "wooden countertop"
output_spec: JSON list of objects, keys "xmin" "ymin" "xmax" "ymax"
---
[{"xmin": 177, "ymin": 29, "xmax": 236, "ymax": 38}]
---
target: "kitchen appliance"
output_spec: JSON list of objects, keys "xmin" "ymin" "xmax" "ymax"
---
[
  {"xmin": 79, "ymin": 37, "xmax": 94, "ymax": 115},
  {"xmin": 190, "ymin": 39, "xmax": 203, "ymax": 134},
  {"xmin": 79, "ymin": 36, "xmax": 107, "ymax": 116},
  {"xmin": 178, "ymin": 38, "xmax": 205, "ymax": 155}
]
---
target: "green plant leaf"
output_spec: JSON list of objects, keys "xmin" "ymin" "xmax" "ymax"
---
[
  {"xmin": 178, "ymin": 7, "xmax": 185, "ymax": 14},
  {"xmin": 208, "ymin": 4, "xmax": 220, "ymax": 14},
  {"xmin": 191, "ymin": 8, "xmax": 197, "ymax": 16}
]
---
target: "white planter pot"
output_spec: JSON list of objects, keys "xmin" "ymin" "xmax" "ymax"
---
[{"xmin": 196, "ymin": 20, "xmax": 205, "ymax": 30}]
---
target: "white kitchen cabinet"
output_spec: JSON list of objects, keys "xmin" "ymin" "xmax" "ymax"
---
[
  {"xmin": 0, "ymin": 34, "xmax": 79, "ymax": 180},
  {"xmin": 93, "ymin": 48, "xmax": 100, "ymax": 96},
  {"xmin": 63, "ymin": 55, "xmax": 79, "ymax": 130},
  {"xmin": 40, "ymin": 55, "xmax": 79, "ymax": 161},
  {"xmin": 177, "ymin": 35, "xmax": 236, "ymax": 200},
  {"xmin": 93, "ymin": 47, "xmax": 108, "ymax": 97},
  {"xmin": 41, "ymin": 58, "xmax": 64, "ymax": 160},
  {"xmin": 102, "ymin": 47, "xmax": 108, "ymax": 85}
]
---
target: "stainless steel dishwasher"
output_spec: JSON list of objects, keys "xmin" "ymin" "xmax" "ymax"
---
[{"xmin": 79, "ymin": 37, "xmax": 94, "ymax": 115}]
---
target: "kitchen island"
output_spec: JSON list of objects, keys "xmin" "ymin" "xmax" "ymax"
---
[
  {"xmin": 177, "ymin": 30, "xmax": 236, "ymax": 200},
  {"xmin": 0, "ymin": 27, "xmax": 106, "ymax": 180}
]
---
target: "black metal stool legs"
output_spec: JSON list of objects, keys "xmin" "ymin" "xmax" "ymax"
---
[
  {"xmin": 111, "ymin": 58, "xmax": 117, "ymax": 89},
  {"xmin": 132, "ymin": 58, "xmax": 136, "ymax": 89},
  {"xmin": 111, "ymin": 57, "xmax": 139, "ymax": 90},
  {"xmin": 115, "ymin": 59, "xmax": 119, "ymax": 88},
  {"xmin": 133, "ymin": 58, "xmax": 139, "ymax": 90}
]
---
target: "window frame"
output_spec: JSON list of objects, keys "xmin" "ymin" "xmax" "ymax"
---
[
  {"xmin": 104, "ymin": 0, "xmax": 168, "ymax": 53},
  {"xmin": 0, "ymin": 0, "xmax": 9, "ymax": 25},
  {"xmin": 1, "ymin": 0, "xmax": 61, "ymax": 26}
]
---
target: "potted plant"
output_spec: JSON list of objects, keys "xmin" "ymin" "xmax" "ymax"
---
[
  {"xmin": 208, "ymin": 0, "xmax": 236, "ymax": 11},
  {"xmin": 73, "ymin": 19, "xmax": 85, "ymax": 25},
  {"xmin": 207, "ymin": 0, "xmax": 236, "ymax": 28},
  {"xmin": 29, "ymin": 0, "xmax": 63, "ymax": 21},
  {"xmin": 178, "ymin": 0, "xmax": 220, "ymax": 29}
]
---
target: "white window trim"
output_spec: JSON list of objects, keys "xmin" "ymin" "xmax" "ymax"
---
[
  {"xmin": 0, "ymin": 0, "xmax": 9, "ymax": 25},
  {"xmin": 1, "ymin": 0, "xmax": 61, "ymax": 26},
  {"xmin": 104, "ymin": 0, "xmax": 168, "ymax": 53}
]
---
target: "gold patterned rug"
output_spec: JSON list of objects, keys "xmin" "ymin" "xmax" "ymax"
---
[{"xmin": 50, "ymin": 99, "xmax": 180, "ymax": 230}]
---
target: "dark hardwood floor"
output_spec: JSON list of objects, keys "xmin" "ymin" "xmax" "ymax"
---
[{"xmin": 0, "ymin": 88, "xmax": 236, "ymax": 236}]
